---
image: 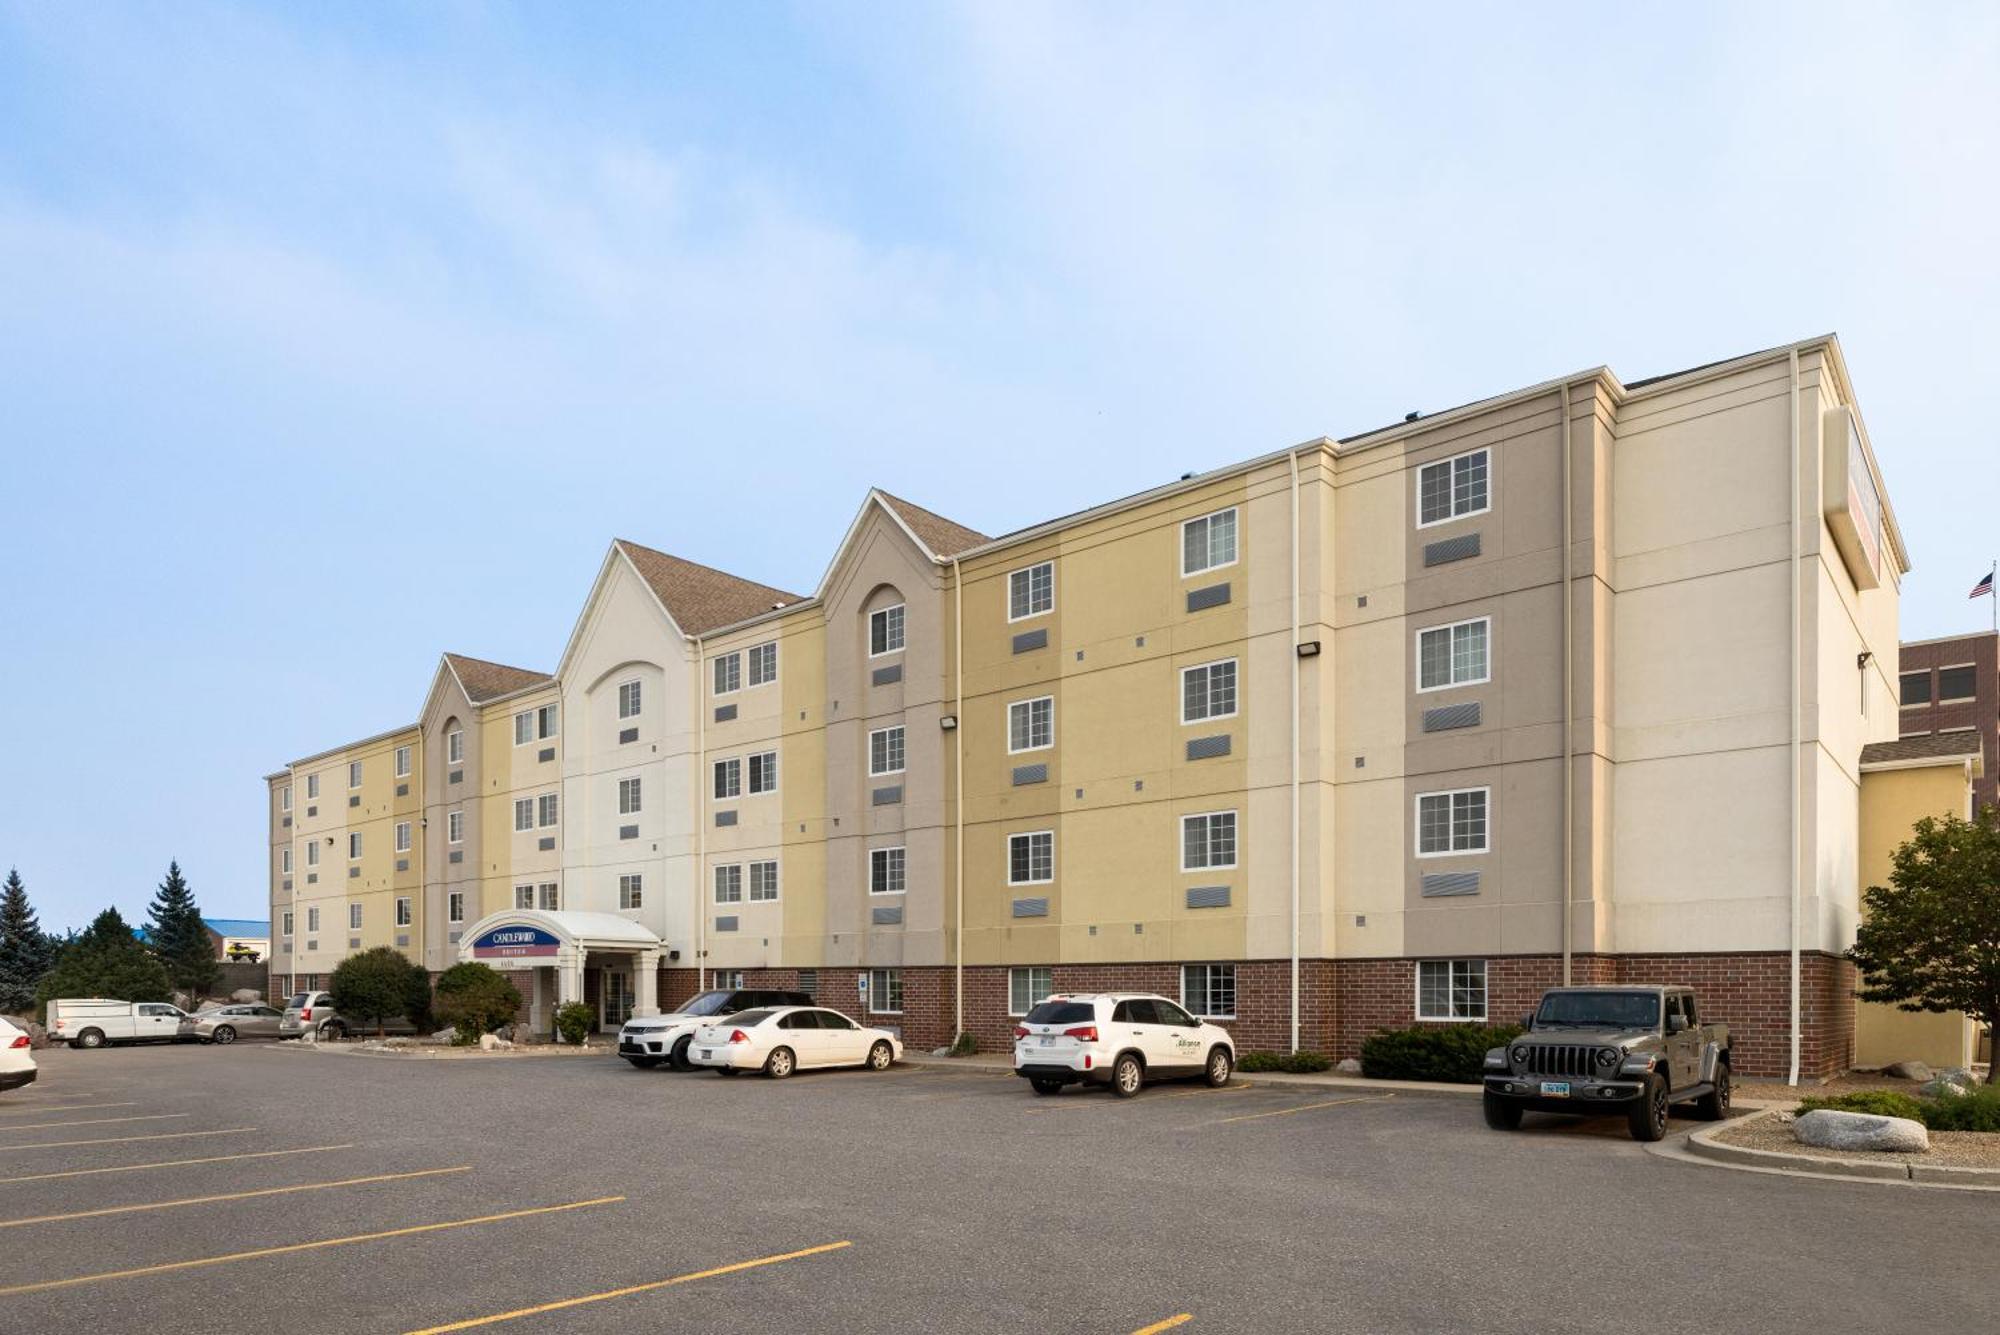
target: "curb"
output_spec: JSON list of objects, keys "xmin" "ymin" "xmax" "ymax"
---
[
  {"xmin": 272, "ymin": 1039, "xmax": 615, "ymax": 1062},
  {"xmin": 1680, "ymin": 1111, "xmax": 2000, "ymax": 1189},
  {"xmin": 898, "ymin": 1052, "xmax": 1480, "ymax": 1096}
]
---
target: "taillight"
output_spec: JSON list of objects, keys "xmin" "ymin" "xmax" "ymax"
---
[
  {"xmin": 1062, "ymin": 1025, "xmax": 1098, "ymax": 1042},
  {"xmin": 301, "ymin": 1008, "xmax": 313, "ymax": 1020},
  {"xmin": 1012, "ymin": 1026, "xmax": 1029, "ymax": 1040},
  {"xmin": 728, "ymin": 1029, "xmax": 749, "ymax": 1044},
  {"xmin": 7, "ymin": 1035, "xmax": 27, "ymax": 1049}
]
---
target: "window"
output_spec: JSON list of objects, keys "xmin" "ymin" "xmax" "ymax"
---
[
  {"xmin": 870, "ymin": 604, "xmax": 906, "ymax": 656},
  {"xmin": 307, "ymin": 906, "xmax": 320, "ymax": 932},
  {"xmin": 867, "ymin": 968, "xmax": 903, "ymax": 1014},
  {"xmin": 395, "ymin": 897, "xmax": 411, "ymax": 927},
  {"xmin": 1181, "ymin": 811, "xmax": 1238, "ymax": 871},
  {"xmin": 395, "ymin": 821, "xmax": 411, "ymax": 853},
  {"xmin": 448, "ymin": 893, "xmax": 464, "ymax": 924},
  {"xmin": 538, "ymin": 793, "xmax": 558, "ymax": 828},
  {"xmin": 1417, "ymin": 618, "xmax": 1490, "ymax": 691},
  {"xmin": 714, "ymin": 969, "xmax": 746, "ymax": 990},
  {"xmin": 1939, "ymin": 665, "xmax": 1977, "ymax": 702},
  {"xmin": 1009, "ymin": 830, "xmax": 1054, "ymax": 885},
  {"xmin": 869, "ymin": 726, "xmax": 906, "ymax": 776},
  {"xmin": 281, "ymin": 911, "xmax": 294, "ymax": 937},
  {"xmin": 1009, "ymin": 966, "xmax": 1054, "ymax": 1016},
  {"xmin": 618, "ymin": 679, "xmax": 643, "ymax": 719},
  {"xmin": 348, "ymin": 761, "xmax": 362, "ymax": 789},
  {"xmin": 714, "ymin": 863, "xmax": 743, "ymax": 904},
  {"xmin": 714, "ymin": 652, "xmax": 741, "ymax": 695},
  {"xmin": 1182, "ymin": 964, "xmax": 1237, "ymax": 1019},
  {"xmin": 1900, "ymin": 671, "xmax": 1931, "ymax": 706},
  {"xmin": 537, "ymin": 704, "xmax": 559, "ymax": 739},
  {"xmin": 306, "ymin": 841, "xmax": 320, "ymax": 867},
  {"xmin": 515, "ymin": 884, "xmax": 534, "ymax": 910},
  {"xmin": 394, "ymin": 746, "xmax": 411, "ymax": 779},
  {"xmin": 446, "ymin": 809, "xmax": 464, "ymax": 844},
  {"xmin": 514, "ymin": 711, "xmax": 534, "ymax": 746},
  {"xmin": 749, "ymin": 860, "xmax": 779, "ymax": 902},
  {"xmin": 349, "ymin": 903, "xmax": 362, "ymax": 930},
  {"xmin": 1181, "ymin": 659, "xmax": 1237, "ymax": 723},
  {"xmin": 1181, "ymin": 507, "xmax": 1238, "ymax": 576},
  {"xmin": 537, "ymin": 883, "xmax": 559, "ymax": 911},
  {"xmin": 1008, "ymin": 697, "xmax": 1053, "ymax": 753},
  {"xmin": 347, "ymin": 832, "xmax": 363, "ymax": 860},
  {"xmin": 1417, "ymin": 959, "xmax": 1487, "ymax": 1021},
  {"xmin": 1009, "ymin": 562, "xmax": 1054, "ymax": 620},
  {"xmin": 714, "ymin": 758, "xmax": 742, "ymax": 800},
  {"xmin": 1418, "ymin": 448, "xmax": 1489, "ymax": 526},
  {"xmin": 619, "ymin": 873, "xmax": 643, "ymax": 910},
  {"xmin": 749, "ymin": 750, "xmax": 778, "ymax": 795},
  {"xmin": 870, "ymin": 847, "xmax": 906, "ymax": 895},
  {"xmin": 748, "ymin": 642, "xmax": 777, "ymax": 686},
  {"xmin": 514, "ymin": 797, "xmax": 535, "ymax": 832},
  {"xmin": 447, "ymin": 729, "xmax": 464, "ymax": 764},
  {"xmin": 280, "ymin": 847, "xmax": 293, "ymax": 874},
  {"xmin": 1417, "ymin": 788, "xmax": 1489, "ymax": 856},
  {"xmin": 280, "ymin": 785, "xmax": 292, "ymax": 812},
  {"xmin": 618, "ymin": 777, "xmax": 642, "ymax": 815},
  {"xmin": 307, "ymin": 773, "xmax": 320, "ymax": 800}
]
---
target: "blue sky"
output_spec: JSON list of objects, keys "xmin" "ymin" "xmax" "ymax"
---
[{"xmin": 3, "ymin": 3, "xmax": 1997, "ymax": 931}]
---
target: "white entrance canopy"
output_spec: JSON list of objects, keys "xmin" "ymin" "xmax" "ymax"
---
[{"xmin": 457, "ymin": 909, "xmax": 667, "ymax": 1020}]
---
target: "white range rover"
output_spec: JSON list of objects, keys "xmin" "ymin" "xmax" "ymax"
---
[{"xmin": 1013, "ymin": 992, "xmax": 1235, "ymax": 1098}]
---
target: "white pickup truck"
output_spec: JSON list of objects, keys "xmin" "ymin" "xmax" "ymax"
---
[{"xmin": 47, "ymin": 998, "xmax": 195, "ymax": 1049}]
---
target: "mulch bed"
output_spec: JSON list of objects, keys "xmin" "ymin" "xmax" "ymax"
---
[{"xmin": 1715, "ymin": 1113, "xmax": 2000, "ymax": 1169}]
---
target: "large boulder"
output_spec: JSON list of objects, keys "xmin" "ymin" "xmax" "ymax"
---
[
  {"xmin": 1794, "ymin": 1109, "xmax": 1929, "ymax": 1153},
  {"xmin": 1335, "ymin": 1058, "xmax": 1362, "ymax": 1075},
  {"xmin": 1921, "ymin": 1073, "xmax": 1975, "ymax": 1098},
  {"xmin": 429, "ymin": 1027, "xmax": 458, "ymax": 1044},
  {"xmin": 1882, "ymin": 1060, "xmax": 1934, "ymax": 1082},
  {"xmin": 479, "ymin": 1032, "xmax": 512, "ymax": 1051},
  {"xmin": 231, "ymin": 989, "xmax": 262, "ymax": 1004}
]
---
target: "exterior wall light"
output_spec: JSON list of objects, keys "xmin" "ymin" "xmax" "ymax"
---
[
  {"xmin": 1296, "ymin": 641, "xmax": 1322, "ymax": 657},
  {"xmin": 940, "ymin": 715, "xmax": 958, "ymax": 730}
]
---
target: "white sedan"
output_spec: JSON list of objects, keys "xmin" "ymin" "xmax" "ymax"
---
[
  {"xmin": 689, "ymin": 1005, "xmax": 902, "ymax": 1079},
  {"xmin": 0, "ymin": 1017, "xmax": 37, "ymax": 1093}
]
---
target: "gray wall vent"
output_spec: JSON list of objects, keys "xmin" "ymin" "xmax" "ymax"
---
[
  {"xmin": 447, "ymin": 769, "xmax": 463, "ymax": 785},
  {"xmin": 715, "ymin": 810, "xmax": 738, "ymax": 827},
  {"xmin": 348, "ymin": 795, "xmax": 360, "ymax": 808},
  {"xmin": 871, "ymin": 904, "xmax": 905, "ymax": 926},
  {"xmin": 1012, "ymin": 628, "xmax": 1048, "ymax": 654},
  {"xmin": 348, "ymin": 936, "xmax": 361, "ymax": 949},
  {"xmin": 447, "ymin": 851, "xmax": 463, "ymax": 864},
  {"xmin": 1421, "ymin": 871, "xmax": 1482, "ymax": 898},
  {"xmin": 1424, "ymin": 532, "xmax": 1482, "ymax": 567},
  {"xmin": 1011, "ymin": 897, "xmax": 1049, "ymax": 918},
  {"xmin": 1185, "ymin": 734, "xmax": 1232, "ymax": 761},
  {"xmin": 1012, "ymin": 763, "xmax": 1048, "ymax": 786},
  {"xmin": 395, "ymin": 934, "xmax": 410, "ymax": 948},
  {"xmin": 305, "ymin": 873, "xmax": 318, "ymax": 885},
  {"xmin": 1186, "ymin": 885, "xmax": 1232, "ymax": 909},
  {"xmin": 714, "ymin": 704, "xmax": 737, "ymax": 723},
  {"xmin": 394, "ymin": 859, "xmax": 408, "ymax": 873},
  {"xmin": 619, "ymin": 824, "xmax": 639, "ymax": 840},
  {"xmin": 872, "ymin": 785, "xmax": 902, "ymax": 806},
  {"xmin": 1422, "ymin": 701, "xmax": 1482, "ymax": 732},
  {"xmin": 1186, "ymin": 582, "xmax": 1232, "ymax": 612},
  {"xmin": 347, "ymin": 866, "xmax": 360, "ymax": 879},
  {"xmin": 281, "ymin": 878, "xmax": 292, "ymax": 892},
  {"xmin": 394, "ymin": 784, "xmax": 408, "ymax": 798},
  {"xmin": 537, "ymin": 836, "xmax": 556, "ymax": 851},
  {"xmin": 872, "ymin": 664, "xmax": 903, "ymax": 686},
  {"xmin": 618, "ymin": 726, "xmax": 638, "ymax": 744},
  {"xmin": 714, "ymin": 915, "xmax": 739, "ymax": 933},
  {"xmin": 538, "ymin": 747, "xmax": 556, "ymax": 763}
]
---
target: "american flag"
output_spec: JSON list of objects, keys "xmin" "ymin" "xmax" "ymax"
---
[{"xmin": 1974, "ymin": 568, "xmax": 1996, "ymax": 599}]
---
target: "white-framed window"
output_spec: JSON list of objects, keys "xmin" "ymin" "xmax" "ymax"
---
[
  {"xmin": 306, "ymin": 841, "xmax": 320, "ymax": 867},
  {"xmin": 714, "ymin": 652, "xmax": 741, "ymax": 695},
  {"xmin": 713, "ymin": 758, "xmax": 742, "ymax": 800},
  {"xmin": 714, "ymin": 863, "xmax": 743, "ymax": 904},
  {"xmin": 1008, "ymin": 561, "xmax": 1054, "ymax": 621},
  {"xmin": 1416, "ymin": 788, "xmax": 1489, "ymax": 856},
  {"xmin": 619, "ymin": 873, "xmax": 643, "ymax": 910},
  {"xmin": 713, "ymin": 969, "xmax": 746, "ymax": 990},
  {"xmin": 514, "ymin": 711, "xmax": 534, "ymax": 746},
  {"xmin": 1416, "ymin": 959, "xmax": 1488, "ymax": 1021},
  {"xmin": 447, "ymin": 809, "xmax": 464, "ymax": 844},
  {"xmin": 447, "ymin": 729, "xmax": 464, "ymax": 764},
  {"xmin": 870, "ymin": 847, "xmax": 906, "ymax": 895},
  {"xmin": 447, "ymin": 892, "xmax": 464, "ymax": 924},
  {"xmin": 307, "ymin": 906, "xmax": 320, "ymax": 932},
  {"xmin": 869, "ymin": 726, "xmax": 906, "ymax": 776},
  {"xmin": 748, "ymin": 642, "xmax": 778, "ymax": 687},
  {"xmin": 1181, "ymin": 507, "xmax": 1238, "ymax": 576},
  {"xmin": 1009, "ymin": 830, "xmax": 1054, "ymax": 885},
  {"xmin": 618, "ymin": 679, "xmax": 642, "ymax": 719},
  {"xmin": 395, "ymin": 897, "xmax": 411, "ymax": 927},
  {"xmin": 394, "ymin": 821, "xmax": 411, "ymax": 853},
  {"xmin": 514, "ymin": 797, "xmax": 534, "ymax": 832},
  {"xmin": 281, "ymin": 910, "xmax": 294, "ymax": 937},
  {"xmin": 1181, "ymin": 659, "xmax": 1238, "ymax": 723},
  {"xmin": 869, "ymin": 604, "xmax": 906, "ymax": 656},
  {"xmin": 538, "ymin": 793, "xmax": 558, "ymax": 828},
  {"xmin": 749, "ymin": 860, "xmax": 779, "ymax": 902},
  {"xmin": 867, "ymin": 968, "xmax": 903, "ymax": 1014},
  {"xmin": 1009, "ymin": 966, "xmax": 1054, "ymax": 1016},
  {"xmin": 349, "ymin": 903, "xmax": 362, "ymax": 930},
  {"xmin": 280, "ymin": 785, "xmax": 292, "ymax": 812},
  {"xmin": 1181, "ymin": 810, "xmax": 1237, "ymax": 871},
  {"xmin": 306, "ymin": 773, "xmax": 320, "ymax": 800},
  {"xmin": 514, "ymin": 884, "xmax": 534, "ymax": 910},
  {"xmin": 1417, "ymin": 617, "xmax": 1490, "ymax": 691},
  {"xmin": 1181, "ymin": 963, "xmax": 1237, "ymax": 1019},
  {"xmin": 537, "ymin": 882, "xmax": 559, "ymax": 911},
  {"xmin": 536, "ymin": 704, "xmax": 558, "ymax": 739},
  {"xmin": 348, "ymin": 761, "xmax": 362, "ymax": 789},
  {"xmin": 1417, "ymin": 448, "xmax": 1489, "ymax": 527},
  {"xmin": 749, "ymin": 750, "xmax": 778, "ymax": 795},
  {"xmin": 1008, "ymin": 696, "xmax": 1053, "ymax": 753},
  {"xmin": 280, "ymin": 847, "xmax": 293, "ymax": 875},
  {"xmin": 618, "ymin": 777, "xmax": 642, "ymax": 815},
  {"xmin": 348, "ymin": 831, "xmax": 363, "ymax": 860},
  {"xmin": 394, "ymin": 746, "xmax": 411, "ymax": 778}
]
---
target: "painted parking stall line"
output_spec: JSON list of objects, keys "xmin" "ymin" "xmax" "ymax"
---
[
  {"xmin": 1186, "ymin": 1094, "xmax": 1395, "ymax": 1129},
  {"xmin": 0, "ymin": 1114, "xmax": 189, "ymax": 1134},
  {"xmin": 1132, "ymin": 1316, "xmax": 1194, "ymax": 1334},
  {"xmin": 0, "ymin": 1143, "xmax": 358, "ymax": 1185},
  {"xmin": 0, "ymin": 1165, "xmax": 475, "ymax": 1229},
  {"xmin": 0, "ymin": 1127, "xmax": 256, "ymax": 1154},
  {"xmin": 0, "ymin": 1102, "xmax": 139, "ymax": 1117}
]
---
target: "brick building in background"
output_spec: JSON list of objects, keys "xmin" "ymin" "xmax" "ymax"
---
[{"xmin": 1897, "ymin": 631, "xmax": 1998, "ymax": 814}]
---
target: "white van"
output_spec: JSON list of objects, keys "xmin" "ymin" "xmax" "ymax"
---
[{"xmin": 46, "ymin": 998, "xmax": 194, "ymax": 1049}]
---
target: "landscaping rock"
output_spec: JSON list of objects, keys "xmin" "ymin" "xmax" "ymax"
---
[
  {"xmin": 1922, "ymin": 1074, "xmax": 1975, "ymax": 1098},
  {"xmin": 1794, "ymin": 1109, "xmax": 1929, "ymax": 1153},
  {"xmin": 430, "ymin": 1027, "xmax": 458, "ymax": 1044},
  {"xmin": 1882, "ymin": 1060, "xmax": 1934, "ymax": 1082},
  {"xmin": 479, "ymin": 1032, "xmax": 512, "ymax": 1051},
  {"xmin": 1336, "ymin": 1058, "xmax": 1362, "ymax": 1074},
  {"xmin": 231, "ymin": 988, "xmax": 262, "ymax": 1003},
  {"xmin": 493, "ymin": 1024, "xmax": 516, "ymax": 1042}
]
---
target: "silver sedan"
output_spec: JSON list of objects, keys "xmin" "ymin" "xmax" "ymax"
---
[{"xmin": 191, "ymin": 1004, "xmax": 286, "ymax": 1044}]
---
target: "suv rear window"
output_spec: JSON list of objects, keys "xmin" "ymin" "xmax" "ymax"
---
[
  {"xmin": 287, "ymin": 993, "xmax": 309, "ymax": 1009},
  {"xmin": 1025, "ymin": 1001, "xmax": 1096, "ymax": 1025}
]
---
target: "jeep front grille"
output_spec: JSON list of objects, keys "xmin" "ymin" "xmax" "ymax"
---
[{"xmin": 1520, "ymin": 1044, "xmax": 1603, "ymax": 1078}]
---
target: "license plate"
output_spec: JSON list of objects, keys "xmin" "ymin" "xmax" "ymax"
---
[
  {"xmin": 1039, "ymin": 1036, "xmax": 1055, "ymax": 1047},
  {"xmin": 697, "ymin": 1050, "xmax": 711, "ymax": 1061},
  {"xmin": 1540, "ymin": 1081, "xmax": 1571, "ymax": 1098}
]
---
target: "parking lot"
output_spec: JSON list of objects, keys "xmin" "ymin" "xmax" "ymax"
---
[{"xmin": 0, "ymin": 1042, "xmax": 1990, "ymax": 1334}]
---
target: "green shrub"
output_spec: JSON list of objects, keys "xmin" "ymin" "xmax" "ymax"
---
[
  {"xmin": 1796, "ymin": 1089, "xmax": 1928, "ymax": 1122},
  {"xmin": 947, "ymin": 1032, "xmax": 978, "ymax": 1057},
  {"xmin": 1237, "ymin": 1050, "xmax": 1334, "ymax": 1073},
  {"xmin": 329, "ymin": 947, "xmax": 431, "ymax": 1037},
  {"xmin": 1359, "ymin": 1024, "xmax": 1523, "ymax": 1083},
  {"xmin": 450, "ymin": 1022, "xmax": 483, "ymax": 1047},
  {"xmin": 554, "ymin": 1001, "xmax": 595, "ymax": 1045},
  {"xmin": 431, "ymin": 962, "xmax": 521, "ymax": 1038},
  {"xmin": 1921, "ymin": 1084, "xmax": 2000, "ymax": 1132}
]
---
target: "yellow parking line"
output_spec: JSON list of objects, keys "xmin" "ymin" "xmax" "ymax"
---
[
  {"xmin": 0, "ymin": 1102, "xmax": 138, "ymax": 1117},
  {"xmin": 404, "ymin": 1239, "xmax": 852, "ymax": 1333},
  {"xmin": 0, "ymin": 1165, "xmax": 474, "ymax": 1229},
  {"xmin": 0, "ymin": 1114, "xmax": 188, "ymax": 1134},
  {"xmin": 1133, "ymin": 1316, "xmax": 1194, "ymax": 1334},
  {"xmin": 1202, "ymin": 1095, "xmax": 1392, "ymax": 1126},
  {"xmin": 0, "ymin": 1128, "xmax": 255, "ymax": 1153},
  {"xmin": 0, "ymin": 1196, "xmax": 625, "ymax": 1297},
  {"xmin": 0, "ymin": 1144, "xmax": 357, "ymax": 1185},
  {"xmin": 1024, "ymin": 1084, "xmax": 1253, "ymax": 1114}
]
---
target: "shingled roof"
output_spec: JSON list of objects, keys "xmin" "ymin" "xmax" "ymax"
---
[
  {"xmin": 616, "ymin": 539, "xmax": 805, "ymax": 636},
  {"xmin": 1859, "ymin": 733, "xmax": 1986, "ymax": 768},
  {"xmin": 443, "ymin": 653, "xmax": 552, "ymax": 703},
  {"xmin": 876, "ymin": 491, "xmax": 990, "ymax": 559}
]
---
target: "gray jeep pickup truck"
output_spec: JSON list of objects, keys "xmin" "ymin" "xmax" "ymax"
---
[{"xmin": 1482, "ymin": 985, "xmax": 1731, "ymax": 1141}]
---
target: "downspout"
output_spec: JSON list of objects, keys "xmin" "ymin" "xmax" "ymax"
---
[
  {"xmin": 953, "ymin": 556, "xmax": 965, "ymax": 1042},
  {"xmin": 1289, "ymin": 449, "xmax": 1302, "ymax": 1054},
  {"xmin": 1561, "ymin": 382, "xmax": 1574, "ymax": 986},
  {"xmin": 1788, "ymin": 349, "xmax": 1802, "ymax": 1087},
  {"xmin": 695, "ymin": 634, "xmax": 706, "ymax": 993}
]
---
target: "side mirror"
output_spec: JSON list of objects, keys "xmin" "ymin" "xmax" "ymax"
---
[{"xmin": 1666, "ymin": 1014, "xmax": 1687, "ymax": 1034}]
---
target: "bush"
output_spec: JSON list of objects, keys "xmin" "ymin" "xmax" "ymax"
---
[
  {"xmin": 329, "ymin": 947, "xmax": 431, "ymax": 1037},
  {"xmin": 1237, "ymin": 1050, "xmax": 1333, "ymax": 1073},
  {"xmin": 1796, "ymin": 1090, "xmax": 1929, "ymax": 1122},
  {"xmin": 947, "ymin": 1032, "xmax": 978, "ymax": 1057},
  {"xmin": 450, "ymin": 1022, "xmax": 483, "ymax": 1046},
  {"xmin": 1359, "ymin": 1024, "xmax": 1523, "ymax": 1083},
  {"xmin": 1921, "ymin": 1085, "xmax": 2000, "ymax": 1132},
  {"xmin": 432, "ymin": 963, "xmax": 521, "ymax": 1038},
  {"xmin": 554, "ymin": 1001, "xmax": 594, "ymax": 1045}
]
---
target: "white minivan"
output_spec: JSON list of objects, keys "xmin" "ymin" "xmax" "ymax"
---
[{"xmin": 47, "ymin": 998, "xmax": 194, "ymax": 1049}]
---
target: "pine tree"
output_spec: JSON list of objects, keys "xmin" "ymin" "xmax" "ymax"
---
[
  {"xmin": 36, "ymin": 907, "xmax": 172, "ymax": 1010},
  {"xmin": 147, "ymin": 860, "xmax": 221, "ymax": 1004},
  {"xmin": 0, "ymin": 868, "xmax": 54, "ymax": 1015}
]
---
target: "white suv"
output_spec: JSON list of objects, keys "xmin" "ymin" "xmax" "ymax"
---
[{"xmin": 1013, "ymin": 992, "xmax": 1234, "ymax": 1097}]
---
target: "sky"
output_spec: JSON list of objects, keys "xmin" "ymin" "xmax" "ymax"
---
[{"xmin": 3, "ymin": 3, "xmax": 1997, "ymax": 932}]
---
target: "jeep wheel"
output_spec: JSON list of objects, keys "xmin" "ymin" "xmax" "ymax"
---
[
  {"xmin": 1628, "ymin": 1074, "xmax": 1670, "ymax": 1142},
  {"xmin": 1204, "ymin": 1046, "xmax": 1234, "ymax": 1088},
  {"xmin": 669, "ymin": 1036, "xmax": 694, "ymax": 1071},
  {"xmin": 1029, "ymin": 1077, "xmax": 1063, "ymax": 1096},
  {"xmin": 1483, "ymin": 1091, "xmax": 1522, "ymax": 1130},
  {"xmin": 1111, "ymin": 1053, "xmax": 1144, "ymax": 1098},
  {"xmin": 1695, "ymin": 1064, "xmax": 1731, "ymax": 1121}
]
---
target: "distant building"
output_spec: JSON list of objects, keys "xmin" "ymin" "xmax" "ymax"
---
[
  {"xmin": 1896, "ymin": 631, "xmax": 1997, "ymax": 814},
  {"xmin": 137, "ymin": 918, "xmax": 272, "ymax": 963}
]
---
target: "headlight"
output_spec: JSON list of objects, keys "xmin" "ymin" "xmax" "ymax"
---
[
  {"xmin": 1596, "ymin": 1048, "xmax": 1619, "ymax": 1068},
  {"xmin": 1510, "ymin": 1045, "xmax": 1528, "ymax": 1066}
]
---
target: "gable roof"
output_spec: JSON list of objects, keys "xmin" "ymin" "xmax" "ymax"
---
[
  {"xmin": 1860, "ymin": 733, "xmax": 1985, "ymax": 772},
  {"xmin": 613, "ymin": 540, "xmax": 805, "ymax": 637},
  {"xmin": 443, "ymin": 653, "xmax": 552, "ymax": 704},
  {"xmin": 874, "ymin": 491, "xmax": 989, "ymax": 559}
]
